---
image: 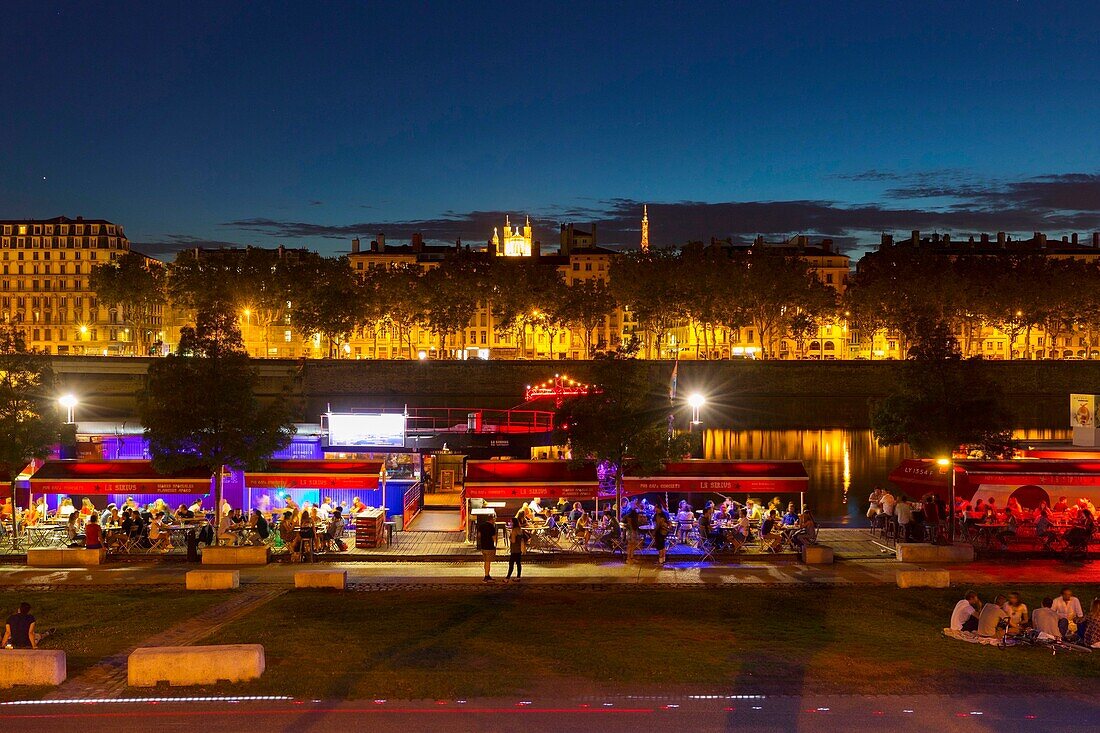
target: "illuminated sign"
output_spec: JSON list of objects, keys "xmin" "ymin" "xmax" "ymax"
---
[{"xmin": 327, "ymin": 413, "xmax": 406, "ymax": 448}]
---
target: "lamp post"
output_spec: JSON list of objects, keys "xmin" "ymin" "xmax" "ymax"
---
[
  {"xmin": 58, "ymin": 393, "xmax": 78, "ymax": 425},
  {"xmin": 688, "ymin": 393, "xmax": 705, "ymax": 430},
  {"xmin": 937, "ymin": 457, "xmax": 956, "ymax": 543}
]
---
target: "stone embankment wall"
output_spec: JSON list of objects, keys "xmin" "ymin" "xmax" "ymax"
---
[{"xmin": 53, "ymin": 357, "xmax": 1097, "ymax": 428}]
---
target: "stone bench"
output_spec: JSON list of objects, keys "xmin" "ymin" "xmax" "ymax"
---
[
  {"xmin": 896, "ymin": 543, "xmax": 974, "ymax": 564},
  {"xmin": 896, "ymin": 569, "xmax": 951, "ymax": 588},
  {"xmin": 128, "ymin": 644, "xmax": 264, "ymax": 687},
  {"xmin": 294, "ymin": 570, "xmax": 347, "ymax": 590},
  {"xmin": 801, "ymin": 544, "xmax": 834, "ymax": 564},
  {"xmin": 185, "ymin": 569, "xmax": 239, "ymax": 590},
  {"xmin": 27, "ymin": 547, "xmax": 105, "ymax": 567},
  {"xmin": 201, "ymin": 545, "xmax": 269, "ymax": 565},
  {"xmin": 0, "ymin": 650, "xmax": 66, "ymax": 688}
]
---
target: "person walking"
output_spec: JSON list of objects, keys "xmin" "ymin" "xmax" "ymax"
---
[
  {"xmin": 506, "ymin": 519, "xmax": 526, "ymax": 582},
  {"xmin": 476, "ymin": 512, "xmax": 498, "ymax": 582}
]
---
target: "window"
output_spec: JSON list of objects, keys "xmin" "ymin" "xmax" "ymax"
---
[{"xmin": 284, "ymin": 330, "xmax": 292, "ymax": 343}]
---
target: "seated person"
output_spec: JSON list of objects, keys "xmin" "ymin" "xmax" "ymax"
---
[
  {"xmin": 977, "ymin": 594, "xmax": 1009, "ymax": 637},
  {"xmin": 1032, "ymin": 597, "xmax": 1060, "ymax": 637},
  {"xmin": 735, "ymin": 509, "xmax": 753, "ymax": 541},
  {"xmin": 1003, "ymin": 592, "xmax": 1029, "ymax": 635},
  {"xmin": 83, "ymin": 514, "xmax": 103, "ymax": 550},
  {"xmin": 1053, "ymin": 587, "xmax": 1086, "ymax": 642},
  {"xmin": 174, "ymin": 503, "xmax": 194, "ymax": 520},
  {"xmin": 568, "ymin": 502, "xmax": 585, "ymax": 523},
  {"xmin": 1052, "ymin": 496, "xmax": 1069, "ymax": 512},
  {"xmin": 247, "ymin": 509, "xmax": 271, "ymax": 546},
  {"xmin": 278, "ymin": 510, "xmax": 299, "ymax": 552},
  {"xmin": 350, "ymin": 496, "xmax": 368, "ymax": 516},
  {"xmin": 325, "ymin": 509, "xmax": 346, "ymax": 551},
  {"xmin": 1065, "ymin": 509, "xmax": 1096, "ymax": 550},
  {"xmin": 790, "ymin": 509, "xmax": 816, "ymax": 549},
  {"xmin": 759, "ymin": 510, "xmax": 784, "ymax": 552},
  {"xmin": 187, "ymin": 498, "xmax": 204, "ymax": 515},
  {"xmin": 950, "ymin": 591, "xmax": 981, "ymax": 632},
  {"xmin": 782, "ymin": 503, "xmax": 798, "ymax": 527},
  {"xmin": 148, "ymin": 512, "xmax": 171, "ymax": 552}
]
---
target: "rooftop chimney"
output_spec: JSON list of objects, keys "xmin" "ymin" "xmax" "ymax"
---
[
  {"xmin": 351, "ymin": 237, "xmax": 360, "ymax": 254},
  {"xmin": 532, "ymin": 239, "xmax": 541, "ymax": 257},
  {"xmin": 997, "ymin": 231, "xmax": 1006, "ymax": 247},
  {"xmin": 911, "ymin": 230, "xmax": 920, "ymax": 246},
  {"xmin": 822, "ymin": 238, "xmax": 833, "ymax": 253},
  {"xmin": 880, "ymin": 233, "xmax": 893, "ymax": 248},
  {"xmin": 1072, "ymin": 233, "xmax": 1079, "ymax": 245},
  {"xmin": 411, "ymin": 232, "xmax": 424, "ymax": 253},
  {"xmin": 980, "ymin": 233, "xmax": 990, "ymax": 245},
  {"xmin": 376, "ymin": 233, "xmax": 385, "ymax": 253},
  {"xmin": 1093, "ymin": 232, "xmax": 1099, "ymax": 248}
]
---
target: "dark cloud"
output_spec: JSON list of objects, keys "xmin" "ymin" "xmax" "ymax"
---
[
  {"xmin": 309, "ymin": 200, "xmax": 324, "ymax": 206},
  {"xmin": 886, "ymin": 173, "xmax": 1100, "ymax": 212},
  {"xmin": 132, "ymin": 234, "xmax": 247, "ymax": 259},
  {"xmin": 215, "ymin": 172, "xmax": 1100, "ymax": 256}
]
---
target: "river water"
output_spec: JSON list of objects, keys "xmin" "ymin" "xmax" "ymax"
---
[{"xmin": 701, "ymin": 428, "xmax": 1071, "ymax": 525}]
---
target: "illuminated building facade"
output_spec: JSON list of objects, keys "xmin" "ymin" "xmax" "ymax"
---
[
  {"xmin": 491, "ymin": 215, "xmax": 534, "ymax": 257},
  {"xmin": 0, "ymin": 216, "xmax": 159, "ymax": 355}
]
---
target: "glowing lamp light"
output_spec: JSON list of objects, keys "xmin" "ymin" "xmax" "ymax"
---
[
  {"xmin": 59, "ymin": 393, "xmax": 78, "ymax": 423},
  {"xmin": 418, "ymin": 350, "xmax": 428, "ymax": 360},
  {"xmin": 688, "ymin": 393, "xmax": 706, "ymax": 409},
  {"xmin": 936, "ymin": 458, "xmax": 950, "ymax": 466}
]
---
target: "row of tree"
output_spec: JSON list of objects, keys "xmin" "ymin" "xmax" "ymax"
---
[
  {"xmin": 92, "ymin": 245, "xmax": 841, "ymax": 359},
  {"xmin": 847, "ymin": 249, "xmax": 1100, "ymax": 358}
]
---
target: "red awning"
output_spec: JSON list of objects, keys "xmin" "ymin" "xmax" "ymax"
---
[
  {"xmin": 887, "ymin": 459, "xmax": 954, "ymax": 495},
  {"xmin": 622, "ymin": 460, "xmax": 809, "ymax": 495},
  {"xmin": 464, "ymin": 460, "xmax": 599, "ymax": 499},
  {"xmin": 244, "ymin": 460, "xmax": 383, "ymax": 490},
  {"xmin": 29, "ymin": 460, "xmax": 212, "ymax": 494}
]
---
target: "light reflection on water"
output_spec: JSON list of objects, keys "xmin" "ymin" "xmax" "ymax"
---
[{"xmin": 702, "ymin": 428, "xmax": 1070, "ymax": 525}]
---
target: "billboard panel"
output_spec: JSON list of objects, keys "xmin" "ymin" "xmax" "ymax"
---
[
  {"xmin": 1071, "ymin": 394, "xmax": 1097, "ymax": 428},
  {"xmin": 327, "ymin": 413, "xmax": 406, "ymax": 448}
]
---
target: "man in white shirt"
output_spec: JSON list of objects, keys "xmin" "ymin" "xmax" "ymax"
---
[
  {"xmin": 1052, "ymin": 587, "xmax": 1085, "ymax": 642},
  {"xmin": 1032, "ymin": 597, "xmax": 1060, "ymax": 638},
  {"xmin": 950, "ymin": 591, "xmax": 981, "ymax": 632},
  {"xmin": 318, "ymin": 498, "xmax": 333, "ymax": 522},
  {"xmin": 880, "ymin": 492, "xmax": 897, "ymax": 517},
  {"xmin": 895, "ymin": 499, "xmax": 913, "ymax": 541}
]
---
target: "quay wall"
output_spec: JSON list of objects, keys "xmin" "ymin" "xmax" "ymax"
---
[{"xmin": 52, "ymin": 357, "xmax": 1095, "ymax": 429}]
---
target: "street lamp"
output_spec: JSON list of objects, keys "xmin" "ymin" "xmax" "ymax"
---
[
  {"xmin": 59, "ymin": 394, "xmax": 78, "ymax": 424},
  {"xmin": 688, "ymin": 392, "xmax": 705, "ymax": 426},
  {"xmin": 937, "ymin": 457, "xmax": 956, "ymax": 543}
]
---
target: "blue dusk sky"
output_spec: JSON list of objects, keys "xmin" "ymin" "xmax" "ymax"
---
[{"xmin": 2, "ymin": 1, "xmax": 1100, "ymax": 258}]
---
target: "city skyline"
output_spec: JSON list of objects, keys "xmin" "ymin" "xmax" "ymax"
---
[{"xmin": 4, "ymin": 2, "xmax": 1100, "ymax": 257}]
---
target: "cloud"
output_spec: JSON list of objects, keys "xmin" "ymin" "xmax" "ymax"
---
[
  {"xmin": 886, "ymin": 173, "xmax": 1100, "ymax": 212},
  {"xmin": 215, "ymin": 172, "xmax": 1100, "ymax": 256},
  {"xmin": 132, "ymin": 234, "xmax": 247, "ymax": 258},
  {"xmin": 309, "ymin": 200, "xmax": 324, "ymax": 206}
]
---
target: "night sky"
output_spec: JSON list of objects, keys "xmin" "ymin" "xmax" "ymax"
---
[{"xmin": 3, "ymin": 1, "xmax": 1100, "ymax": 258}]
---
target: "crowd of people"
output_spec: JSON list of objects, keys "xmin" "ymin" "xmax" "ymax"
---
[
  {"xmin": 949, "ymin": 586, "xmax": 1100, "ymax": 646},
  {"xmin": 867, "ymin": 486, "xmax": 1098, "ymax": 551},
  {"xmin": 471, "ymin": 494, "xmax": 817, "ymax": 579}
]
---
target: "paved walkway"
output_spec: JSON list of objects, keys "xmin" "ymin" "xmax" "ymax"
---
[
  {"xmin": 2, "ymin": 556, "xmax": 1099, "ymax": 589},
  {"xmin": 43, "ymin": 587, "xmax": 286, "ymax": 699}
]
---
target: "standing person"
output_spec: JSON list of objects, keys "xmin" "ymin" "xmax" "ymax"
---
[
  {"xmin": 476, "ymin": 512, "xmax": 497, "ymax": 582},
  {"xmin": 622, "ymin": 499, "xmax": 641, "ymax": 563},
  {"xmin": 506, "ymin": 519, "xmax": 526, "ymax": 582},
  {"xmin": 2, "ymin": 602, "xmax": 37, "ymax": 649},
  {"xmin": 653, "ymin": 500, "xmax": 671, "ymax": 565}
]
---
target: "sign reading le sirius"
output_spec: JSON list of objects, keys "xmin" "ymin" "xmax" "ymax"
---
[{"xmin": 327, "ymin": 413, "xmax": 406, "ymax": 448}]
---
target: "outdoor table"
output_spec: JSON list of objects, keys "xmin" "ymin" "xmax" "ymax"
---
[
  {"xmin": 972, "ymin": 523, "xmax": 1009, "ymax": 549},
  {"xmin": 25, "ymin": 525, "xmax": 67, "ymax": 549}
]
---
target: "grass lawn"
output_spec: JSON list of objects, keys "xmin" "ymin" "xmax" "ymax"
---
[
  {"xmin": 0, "ymin": 589, "xmax": 231, "ymax": 700},
  {"xmin": 192, "ymin": 583, "xmax": 1100, "ymax": 700}
]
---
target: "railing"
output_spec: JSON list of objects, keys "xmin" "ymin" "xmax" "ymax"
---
[
  {"xmin": 351, "ymin": 407, "xmax": 555, "ymax": 434},
  {"xmin": 402, "ymin": 481, "xmax": 423, "ymax": 530}
]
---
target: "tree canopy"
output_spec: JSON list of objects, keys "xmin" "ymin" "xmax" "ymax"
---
[
  {"xmin": 90, "ymin": 252, "xmax": 167, "ymax": 354},
  {"xmin": 0, "ymin": 325, "xmax": 61, "ymax": 498}
]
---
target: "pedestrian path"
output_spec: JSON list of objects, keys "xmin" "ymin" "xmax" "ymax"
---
[{"xmin": 43, "ymin": 587, "xmax": 286, "ymax": 700}]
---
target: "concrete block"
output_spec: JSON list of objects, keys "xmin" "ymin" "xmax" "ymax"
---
[
  {"xmin": 26, "ymin": 547, "xmax": 105, "ymax": 567},
  {"xmin": 896, "ymin": 543, "xmax": 974, "ymax": 564},
  {"xmin": 128, "ymin": 644, "xmax": 264, "ymax": 687},
  {"xmin": 200, "ymin": 545, "xmax": 269, "ymax": 565},
  {"xmin": 185, "ymin": 569, "xmax": 239, "ymax": 590},
  {"xmin": 801, "ymin": 545, "xmax": 834, "ymax": 564},
  {"xmin": 0, "ymin": 650, "xmax": 66, "ymax": 688},
  {"xmin": 896, "ymin": 569, "xmax": 951, "ymax": 588},
  {"xmin": 294, "ymin": 570, "xmax": 347, "ymax": 589}
]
